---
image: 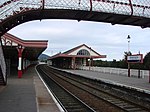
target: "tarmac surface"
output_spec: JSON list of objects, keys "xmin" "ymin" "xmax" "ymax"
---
[
  {"xmin": 0, "ymin": 65, "xmax": 61, "ymax": 112},
  {"xmin": 0, "ymin": 65, "xmax": 150, "ymax": 112},
  {"xmin": 0, "ymin": 68, "xmax": 37, "ymax": 112},
  {"xmin": 65, "ymin": 69, "xmax": 150, "ymax": 93}
]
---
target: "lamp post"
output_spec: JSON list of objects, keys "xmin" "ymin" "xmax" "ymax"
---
[
  {"xmin": 127, "ymin": 35, "xmax": 130, "ymax": 53},
  {"xmin": 89, "ymin": 47, "xmax": 91, "ymax": 70},
  {"xmin": 127, "ymin": 35, "xmax": 131, "ymax": 77}
]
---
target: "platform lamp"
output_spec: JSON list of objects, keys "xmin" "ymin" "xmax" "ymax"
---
[
  {"xmin": 127, "ymin": 35, "xmax": 131, "ymax": 77},
  {"xmin": 89, "ymin": 47, "xmax": 91, "ymax": 70}
]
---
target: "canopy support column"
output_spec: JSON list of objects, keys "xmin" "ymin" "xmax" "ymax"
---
[
  {"xmin": 17, "ymin": 46, "xmax": 24, "ymax": 78},
  {"xmin": 72, "ymin": 57, "xmax": 76, "ymax": 70}
]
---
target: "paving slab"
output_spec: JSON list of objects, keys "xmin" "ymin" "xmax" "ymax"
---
[
  {"xmin": 0, "ymin": 65, "xmax": 62, "ymax": 112},
  {"xmin": 65, "ymin": 69, "xmax": 150, "ymax": 93},
  {"xmin": 0, "ymin": 67, "xmax": 37, "ymax": 112},
  {"xmin": 34, "ymin": 72, "xmax": 62, "ymax": 112}
]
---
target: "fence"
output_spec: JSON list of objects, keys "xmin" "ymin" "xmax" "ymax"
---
[
  {"xmin": 0, "ymin": 41, "xmax": 6, "ymax": 83},
  {"xmin": 79, "ymin": 66, "xmax": 149, "ymax": 78}
]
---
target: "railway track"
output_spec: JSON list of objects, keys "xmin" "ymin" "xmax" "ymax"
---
[
  {"xmin": 36, "ymin": 65, "xmax": 95, "ymax": 112},
  {"xmin": 37, "ymin": 64, "xmax": 150, "ymax": 112}
]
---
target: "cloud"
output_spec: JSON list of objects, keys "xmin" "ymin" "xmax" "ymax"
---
[{"xmin": 8, "ymin": 19, "xmax": 150, "ymax": 61}]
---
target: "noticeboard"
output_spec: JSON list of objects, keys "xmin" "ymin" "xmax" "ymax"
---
[{"xmin": 127, "ymin": 54, "xmax": 143, "ymax": 63}]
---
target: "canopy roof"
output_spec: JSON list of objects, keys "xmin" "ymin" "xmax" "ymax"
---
[{"xmin": 1, "ymin": 33, "xmax": 48, "ymax": 60}]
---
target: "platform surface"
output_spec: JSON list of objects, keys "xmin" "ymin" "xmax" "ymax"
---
[
  {"xmin": 65, "ymin": 69, "xmax": 150, "ymax": 93},
  {"xmin": 0, "ymin": 65, "xmax": 61, "ymax": 112}
]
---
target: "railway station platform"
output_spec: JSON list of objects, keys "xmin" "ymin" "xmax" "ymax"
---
[
  {"xmin": 64, "ymin": 69, "xmax": 150, "ymax": 94},
  {"xmin": 0, "ymin": 65, "xmax": 61, "ymax": 112}
]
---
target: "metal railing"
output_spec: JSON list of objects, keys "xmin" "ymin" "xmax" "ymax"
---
[
  {"xmin": 80, "ymin": 66, "xmax": 149, "ymax": 78},
  {"xmin": 0, "ymin": 0, "xmax": 150, "ymax": 22},
  {"xmin": 0, "ymin": 40, "xmax": 7, "ymax": 85}
]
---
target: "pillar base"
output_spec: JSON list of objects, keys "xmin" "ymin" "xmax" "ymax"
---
[{"xmin": 18, "ymin": 70, "xmax": 22, "ymax": 78}]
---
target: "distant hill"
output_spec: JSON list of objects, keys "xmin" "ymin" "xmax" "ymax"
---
[{"xmin": 38, "ymin": 54, "xmax": 50, "ymax": 61}]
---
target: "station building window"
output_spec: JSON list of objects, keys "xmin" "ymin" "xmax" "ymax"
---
[{"xmin": 77, "ymin": 49, "xmax": 90, "ymax": 56}]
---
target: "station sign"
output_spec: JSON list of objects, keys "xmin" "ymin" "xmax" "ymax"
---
[{"xmin": 127, "ymin": 54, "xmax": 143, "ymax": 63}]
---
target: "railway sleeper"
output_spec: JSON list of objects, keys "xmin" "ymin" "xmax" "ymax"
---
[
  {"xmin": 39, "ymin": 65, "xmax": 150, "ymax": 112},
  {"xmin": 125, "ymin": 108, "xmax": 147, "ymax": 112},
  {"xmin": 113, "ymin": 101, "xmax": 126, "ymax": 104},
  {"xmin": 65, "ymin": 105, "xmax": 84, "ymax": 108}
]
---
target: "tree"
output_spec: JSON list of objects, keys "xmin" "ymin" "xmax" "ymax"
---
[
  {"xmin": 143, "ymin": 52, "xmax": 150, "ymax": 70},
  {"xmin": 144, "ymin": 52, "xmax": 150, "ymax": 83},
  {"xmin": 124, "ymin": 51, "xmax": 132, "ymax": 60}
]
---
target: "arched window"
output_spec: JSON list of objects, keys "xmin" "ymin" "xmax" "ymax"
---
[{"xmin": 77, "ymin": 49, "xmax": 90, "ymax": 56}]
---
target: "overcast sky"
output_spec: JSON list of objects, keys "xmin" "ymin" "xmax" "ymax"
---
[{"xmin": 8, "ymin": 19, "xmax": 150, "ymax": 61}]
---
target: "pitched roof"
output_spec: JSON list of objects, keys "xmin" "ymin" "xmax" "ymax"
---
[
  {"xmin": 49, "ymin": 44, "xmax": 106, "ymax": 59},
  {"xmin": 63, "ymin": 44, "xmax": 85, "ymax": 54}
]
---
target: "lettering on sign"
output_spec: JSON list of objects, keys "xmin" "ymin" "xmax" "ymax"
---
[{"xmin": 127, "ymin": 54, "xmax": 143, "ymax": 63}]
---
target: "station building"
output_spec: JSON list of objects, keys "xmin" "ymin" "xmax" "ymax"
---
[
  {"xmin": 1, "ymin": 33, "xmax": 48, "ymax": 78},
  {"xmin": 48, "ymin": 44, "xmax": 106, "ymax": 69}
]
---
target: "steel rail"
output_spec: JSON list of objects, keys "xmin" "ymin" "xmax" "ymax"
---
[
  {"xmin": 60, "ymin": 74, "xmax": 150, "ymax": 112},
  {"xmin": 36, "ymin": 65, "xmax": 96, "ymax": 112},
  {"xmin": 44, "ymin": 65, "xmax": 150, "ymax": 112}
]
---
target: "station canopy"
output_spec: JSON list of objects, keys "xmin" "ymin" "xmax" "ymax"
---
[
  {"xmin": 1, "ymin": 33, "xmax": 48, "ymax": 61},
  {"xmin": 49, "ymin": 44, "xmax": 106, "ymax": 59}
]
